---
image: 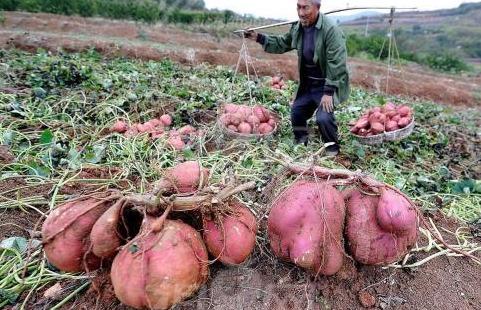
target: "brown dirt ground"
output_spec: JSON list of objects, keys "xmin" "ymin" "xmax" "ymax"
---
[
  {"xmin": 1, "ymin": 175, "xmax": 480, "ymax": 310},
  {"xmin": 1, "ymin": 11, "xmax": 480, "ymax": 106}
]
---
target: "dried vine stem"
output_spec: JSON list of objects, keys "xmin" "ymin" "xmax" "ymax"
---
[{"xmin": 127, "ymin": 181, "xmax": 257, "ymax": 212}]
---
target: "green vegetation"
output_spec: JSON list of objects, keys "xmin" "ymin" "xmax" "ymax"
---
[
  {"xmin": 342, "ymin": 3, "xmax": 481, "ymax": 72},
  {"xmin": 0, "ymin": 0, "xmax": 237, "ymax": 24},
  {"xmin": 0, "ymin": 48, "xmax": 479, "ymax": 307},
  {"xmin": 345, "ymin": 32, "xmax": 471, "ymax": 73}
]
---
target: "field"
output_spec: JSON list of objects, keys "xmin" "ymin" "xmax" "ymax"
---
[
  {"xmin": 1, "ymin": 10, "xmax": 481, "ymax": 310},
  {"xmin": 1, "ymin": 12, "xmax": 480, "ymax": 106}
]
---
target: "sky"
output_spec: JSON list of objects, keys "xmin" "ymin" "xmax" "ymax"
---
[{"xmin": 204, "ymin": 0, "xmax": 472, "ymax": 20}]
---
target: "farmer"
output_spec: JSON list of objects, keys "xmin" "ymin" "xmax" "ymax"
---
[{"xmin": 245, "ymin": 0, "xmax": 350, "ymax": 156}]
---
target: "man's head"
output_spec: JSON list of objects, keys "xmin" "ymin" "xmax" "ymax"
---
[{"xmin": 297, "ymin": 0, "xmax": 320, "ymax": 27}]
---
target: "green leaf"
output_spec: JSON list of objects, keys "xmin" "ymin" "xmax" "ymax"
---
[
  {"xmin": 450, "ymin": 179, "xmax": 477, "ymax": 194},
  {"xmin": 183, "ymin": 148, "xmax": 195, "ymax": 160},
  {"xmin": 39, "ymin": 129, "xmax": 53, "ymax": 144},
  {"xmin": 0, "ymin": 236, "xmax": 28, "ymax": 254},
  {"xmin": 84, "ymin": 144, "xmax": 106, "ymax": 164},
  {"xmin": 27, "ymin": 161, "xmax": 51, "ymax": 177}
]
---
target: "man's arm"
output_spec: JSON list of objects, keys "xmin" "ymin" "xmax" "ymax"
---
[
  {"xmin": 244, "ymin": 29, "xmax": 294, "ymax": 54},
  {"xmin": 324, "ymin": 26, "xmax": 348, "ymax": 95}
]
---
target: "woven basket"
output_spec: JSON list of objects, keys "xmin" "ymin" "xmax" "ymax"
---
[
  {"xmin": 352, "ymin": 118, "xmax": 415, "ymax": 145},
  {"xmin": 216, "ymin": 103, "xmax": 279, "ymax": 141}
]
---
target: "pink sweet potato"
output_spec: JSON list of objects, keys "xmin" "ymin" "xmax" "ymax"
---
[
  {"xmin": 42, "ymin": 196, "xmax": 115, "ymax": 272},
  {"xmin": 224, "ymin": 103, "xmax": 239, "ymax": 114},
  {"xmin": 90, "ymin": 201, "xmax": 123, "ymax": 258},
  {"xmin": 156, "ymin": 161, "xmax": 209, "ymax": 194},
  {"xmin": 167, "ymin": 135, "xmax": 185, "ymax": 150},
  {"xmin": 111, "ymin": 218, "xmax": 209, "ymax": 310},
  {"xmin": 345, "ymin": 190, "xmax": 417, "ymax": 265},
  {"xmin": 398, "ymin": 117, "xmax": 411, "ymax": 128},
  {"xmin": 376, "ymin": 188, "xmax": 418, "ymax": 234},
  {"xmin": 202, "ymin": 201, "xmax": 257, "ymax": 265},
  {"xmin": 160, "ymin": 114, "xmax": 172, "ymax": 126},
  {"xmin": 112, "ymin": 120, "xmax": 128, "ymax": 133},
  {"xmin": 238, "ymin": 122, "xmax": 252, "ymax": 134},
  {"xmin": 258, "ymin": 123, "xmax": 273, "ymax": 134},
  {"xmin": 268, "ymin": 180, "xmax": 345, "ymax": 276}
]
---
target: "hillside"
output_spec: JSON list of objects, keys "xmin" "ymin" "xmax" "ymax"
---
[{"xmin": 342, "ymin": 2, "xmax": 481, "ymax": 60}]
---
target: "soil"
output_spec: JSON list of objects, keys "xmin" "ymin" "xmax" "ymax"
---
[
  {"xmin": 2, "ymin": 176, "xmax": 479, "ymax": 310},
  {"xmin": 1, "ymin": 11, "xmax": 480, "ymax": 106}
]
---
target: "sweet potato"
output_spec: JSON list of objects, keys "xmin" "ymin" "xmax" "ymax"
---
[
  {"xmin": 167, "ymin": 135, "xmax": 185, "ymax": 150},
  {"xmin": 90, "ymin": 202, "xmax": 123, "ymax": 259},
  {"xmin": 179, "ymin": 125, "xmax": 196, "ymax": 136},
  {"xmin": 258, "ymin": 123, "xmax": 273, "ymax": 134},
  {"xmin": 160, "ymin": 114, "xmax": 172, "ymax": 126},
  {"xmin": 246, "ymin": 115, "xmax": 260, "ymax": 127},
  {"xmin": 42, "ymin": 197, "xmax": 114, "ymax": 272},
  {"xmin": 202, "ymin": 201, "xmax": 257, "ymax": 265},
  {"xmin": 267, "ymin": 118, "xmax": 276, "ymax": 127},
  {"xmin": 376, "ymin": 188, "xmax": 418, "ymax": 234},
  {"xmin": 220, "ymin": 114, "xmax": 232, "ymax": 126},
  {"xmin": 157, "ymin": 161, "xmax": 209, "ymax": 194},
  {"xmin": 345, "ymin": 190, "xmax": 417, "ymax": 265},
  {"xmin": 398, "ymin": 106, "xmax": 411, "ymax": 117},
  {"xmin": 356, "ymin": 118, "xmax": 369, "ymax": 129},
  {"xmin": 268, "ymin": 181, "xmax": 345, "ymax": 276},
  {"xmin": 398, "ymin": 117, "xmax": 411, "ymax": 128},
  {"xmin": 224, "ymin": 103, "xmax": 239, "ymax": 114},
  {"xmin": 385, "ymin": 120, "xmax": 399, "ymax": 132},
  {"xmin": 238, "ymin": 122, "xmax": 252, "ymax": 134},
  {"xmin": 111, "ymin": 218, "xmax": 209, "ymax": 310},
  {"xmin": 253, "ymin": 106, "xmax": 268, "ymax": 123},
  {"xmin": 112, "ymin": 120, "xmax": 128, "ymax": 133},
  {"xmin": 227, "ymin": 125, "xmax": 238, "ymax": 132},
  {"xmin": 371, "ymin": 122, "xmax": 385, "ymax": 134}
]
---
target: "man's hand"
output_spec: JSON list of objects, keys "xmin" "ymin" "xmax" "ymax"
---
[
  {"xmin": 243, "ymin": 30, "xmax": 258, "ymax": 41},
  {"xmin": 320, "ymin": 95, "xmax": 334, "ymax": 113}
]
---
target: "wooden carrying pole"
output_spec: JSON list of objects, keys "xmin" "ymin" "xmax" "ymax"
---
[{"xmin": 233, "ymin": 7, "xmax": 417, "ymax": 34}]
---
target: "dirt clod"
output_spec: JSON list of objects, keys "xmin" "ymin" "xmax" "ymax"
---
[{"xmin": 358, "ymin": 290, "xmax": 377, "ymax": 308}]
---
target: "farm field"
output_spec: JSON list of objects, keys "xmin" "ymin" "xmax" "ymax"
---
[
  {"xmin": 1, "ymin": 11, "xmax": 480, "ymax": 106},
  {"xmin": 0, "ymin": 10, "xmax": 480, "ymax": 310}
]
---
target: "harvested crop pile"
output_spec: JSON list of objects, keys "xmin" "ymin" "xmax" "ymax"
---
[
  {"xmin": 110, "ymin": 115, "xmax": 202, "ymax": 150},
  {"xmin": 350, "ymin": 102, "xmax": 414, "ymax": 136},
  {"xmin": 111, "ymin": 114, "xmax": 171, "ymax": 137},
  {"xmin": 270, "ymin": 76, "xmax": 286, "ymax": 90},
  {"xmin": 266, "ymin": 163, "xmax": 420, "ymax": 275},
  {"xmin": 41, "ymin": 161, "xmax": 258, "ymax": 309},
  {"xmin": 219, "ymin": 103, "xmax": 277, "ymax": 136}
]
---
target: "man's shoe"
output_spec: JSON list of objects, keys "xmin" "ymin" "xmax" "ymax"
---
[
  {"xmin": 294, "ymin": 136, "xmax": 309, "ymax": 146},
  {"xmin": 325, "ymin": 144, "xmax": 340, "ymax": 157}
]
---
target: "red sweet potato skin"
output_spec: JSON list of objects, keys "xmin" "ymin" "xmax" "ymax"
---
[
  {"xmin": 90, "ymin": 201, "xmax": 123, "ymax": 258},
  {"xmin": 111, "ymin": 219, "xmax": 209, "ymax": 310},
  {"xmin": 268, "ymin": 180, "xmax": 345, "ymax": 276},
  {"xmin": 157, "ymin": 161, "xmax": 209, "ymax": 194},
  {"xmin": 202, "ymin": 201, "xmax": 257, "ymax": 265},
  {"xmin": 376, "ymin": 188, "xmax": 418, "ymax": 234},
  {"xmin": 345, "ymin": 190, "xmax": 418, "ymax": 265},
  {"xmin": 42, "ymin": 198, "xmax": 111, "ymax": 272}
]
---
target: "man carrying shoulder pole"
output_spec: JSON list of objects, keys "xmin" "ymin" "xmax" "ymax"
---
[{"xmin": 245, "ymin": 0, "xmax": 350, "ymax": 156}]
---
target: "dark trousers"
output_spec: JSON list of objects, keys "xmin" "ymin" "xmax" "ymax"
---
[{"xmin": 291, "ymin": 84, "xmax": 339, "ymax": 149}]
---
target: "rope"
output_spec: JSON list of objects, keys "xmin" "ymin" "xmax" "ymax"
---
[{"xmin": 232, "ymin": 36, "xmax": 260, "ymax": 105}]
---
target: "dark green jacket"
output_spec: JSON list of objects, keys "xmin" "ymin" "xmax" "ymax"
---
[{"xmin": 261, "ymin": 13, "xmax": 350, "ymax": 105}]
